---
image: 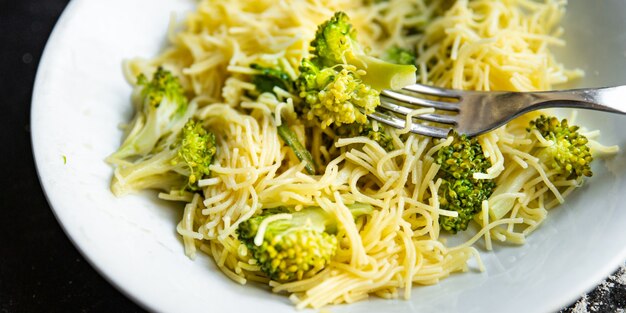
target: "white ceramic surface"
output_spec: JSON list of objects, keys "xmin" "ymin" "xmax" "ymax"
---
[{"xmin": 31, "ymin": 1, "xmax": 626, "ymax": 312}]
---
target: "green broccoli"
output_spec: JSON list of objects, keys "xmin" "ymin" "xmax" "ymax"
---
[
  {"xmin": 489, "ymin": 115, "xmax": 593, "ymax": 220},
  {"xmin": 434, "ymin": 133, "xmax": 495, "ymax": 233},
  {"xmin": 529, "ymin": 115, "xmax": 593, "ymax": 178},
  {"xmin": 310, "ymin": 12, "xmax": 417, "ymax": 90},
  {"xmin": 296, "ymin": 12, "xmax": 416, "ymax": 129},
  {"xmin": 110, "ymin": 119, "xmax": 217, "ymax": 196},
  {"xmin": 237, "ymin": 203, "xmax": 373, "ymax": 282},
  {"xmin": 298, "ymin": 62, "xmax": 380, "ymax": 128},
  {"xmin": 333, "ymin": 121, "xmax": 395, "ymax": 151},
  {"xmin": 381, "ymin": 46, "xmax": 417, "ymax": 65},
  {"xmin": 249, "ymin": 63, "xmax": 296, "ymax": 96},
  {"xmin": 109, "ymin": 67, "xmax": 192, "ymax": 161}
]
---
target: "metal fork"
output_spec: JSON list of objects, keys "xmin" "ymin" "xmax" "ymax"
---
[{"xmin": 369, "ymin": 84, "xmax": 626, "ymax": 138}]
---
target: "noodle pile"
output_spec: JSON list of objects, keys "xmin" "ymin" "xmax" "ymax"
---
[{"xmin": 118, "ymin": 0, "xmax": 618, "ymax": 309}]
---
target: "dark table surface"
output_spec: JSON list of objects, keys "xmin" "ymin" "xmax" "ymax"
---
[{"xmin": 1, "ymin": 1, "xmax": 624, "ymax": 312}]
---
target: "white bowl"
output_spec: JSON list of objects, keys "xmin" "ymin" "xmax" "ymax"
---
[{"xmin": 31, "ymin": 0, "xmax": 626, "ymax": 312}]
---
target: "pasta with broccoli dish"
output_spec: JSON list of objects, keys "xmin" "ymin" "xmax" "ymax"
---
[{"xmin": 106, "ymin": 0, "xmax": 619, "ymax": 309}]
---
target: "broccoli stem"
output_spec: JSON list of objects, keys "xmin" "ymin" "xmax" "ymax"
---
[
  {"xmin": 111, "ymin": 148, "xmax": 185, "ymax": 196},
  {"xmin": 489, "ymin": 166, "xmax": 537, "ymax": 220},
  {"xmin": 346, "ymin": 54, "xmax": 417, "ymax": 90},
  {"xmin": 345, "ymin": 202, "xmax": 375, "ymax": 218},
  {"xmin": 112, "ymin": 109, "xmax": 165, "ymax": 160},
  {"xmin": 320, "ymin": 202, "xmax": 373, "ymax": 234},
  {"xmin": 277, "ymin": 124, "xmax": 316, "ymax": 175},
  {"xmin": 258, "ymin": 203, "xmax": 374, "ymax": 235},
  {"xmin": 489, "ymin": 146, "xmax": 557, "ymax": 219}
]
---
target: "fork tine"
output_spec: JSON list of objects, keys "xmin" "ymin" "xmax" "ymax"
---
[
  {"xmin": 415, "ymin": 113, "xmax": 457, "ymax": 125},
  {"xmin": 368, "ymin": 111, "xmax": 451, "ymax": 138},
  {"xmin": 378, "ymin": 100, "xmax": 457, "ymax": 125},
  {"xmin": 381, "ymin": 90, "xmax": 460, "ymax": 112},
  {"xmin": 402, "ymin": 84, "xmax": 462, "ymax": 98}
]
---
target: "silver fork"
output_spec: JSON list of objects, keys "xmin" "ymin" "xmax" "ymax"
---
[{"xmin": 369, "ymin": 84, "xmax": 626, "ymax": 138}]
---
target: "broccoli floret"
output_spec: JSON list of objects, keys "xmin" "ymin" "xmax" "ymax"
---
[
  {"xmin": 109, "ymin": 67, "xmax": 192, "ymax": 161},
  {"xmin": 528, "ymin": 115, "xmax": 593, "ymax": 178},
  {"xmin": 334, "ymin": 121, "xmax": 395, "ymax": 151},
  {"xmin": 381, "ymin": 46, "xmax": 417, "ymax": 65},
  {"xmin": 310, "ymin": 12, "xmax": 416, "ymax": 90},
  {"xmin": 295, "ymin": 12, "xmax": 416, "ymax": 129},
  {"xmin": 176, "ymin": 120, "xmax": 217, "ymax": 185},
  {"xmin": 299, "ymin": 62, "xmax": 379, "ymax": 128},
  {"xmin": 237, "ymin": 203, "xmax": 373, "ymax": 282},
  {"xmin": 110, "ymin": 119, "xmax": 217, "ymax": 196},
  {"xmin": 249, "ymin": 63, "xmax": 296, "ymax": 96},
  {"xmin": 489, "ymin": 115, "xmax": 593, "ymax": 220},
  {"xmin": 435, "ymin": 133, "xmax": 495, "ymax": 233}
]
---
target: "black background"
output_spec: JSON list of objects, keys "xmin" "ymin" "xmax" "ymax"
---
[
  {"xmin": 0, "ymin": 1, "xmax": 623, "ymax": 312},
  {"xmin": 0, "ymin": 0, "xmax": 142, "ymax": 312}
]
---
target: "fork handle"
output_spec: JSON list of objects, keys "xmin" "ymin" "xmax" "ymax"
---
[{"xmin": 531, "ymin": 85, "xmax": 626, "ymax": 114}]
